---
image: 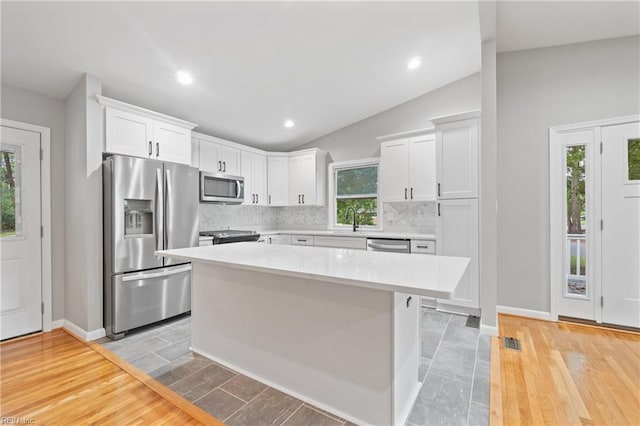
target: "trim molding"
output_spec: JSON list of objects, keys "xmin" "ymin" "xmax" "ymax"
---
[
  {"xmin": 62, "ymin": 320, "xmax": 106, "ymax": 341},
  {"xmin": 376, "ymin": 127, "xmax": 435, "ymax": 142},
  {"xmin": 96, "ymin": 95, "xmax": 197, "ymax": 129},
  {"xmin": 497, "ymin": 305, "xmax": 552, "ymax": 321},
  {"xmin": 429, "ymin": 110, "xmax": 481, "ymax": 125},
  {"xmin": 550, "ymin": 114, "xmax": 640, "ymax": 133},
  {"xmin": 51, "ymin": 319, "xmax": 64, "ymax": 329},
  {"xmin": 480, "ymin": 324, "xmax": 498, "ymax": 336},
  {"xmin": 1, "ymin": 118, "xmax": 53, "ymax": 334}
]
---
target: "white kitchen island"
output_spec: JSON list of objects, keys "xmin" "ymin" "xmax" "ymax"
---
[{"xmin": 157, "ymin": 243, "xmax": 469, "ymax": 426}]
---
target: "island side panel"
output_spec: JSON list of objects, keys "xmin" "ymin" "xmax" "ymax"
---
[{"xmin": 191, "ymin": 262, "xmax": 394, "ymax": 426}]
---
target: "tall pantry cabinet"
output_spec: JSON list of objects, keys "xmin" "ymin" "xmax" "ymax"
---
[{"xmin": 433, "ymin": 112, "xmax": 480, "ymax": 311}]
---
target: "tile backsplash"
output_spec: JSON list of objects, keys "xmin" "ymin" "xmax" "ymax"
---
[{"xmin": 199, "ymin": 201, "xmax": 435, "ymax": 234}]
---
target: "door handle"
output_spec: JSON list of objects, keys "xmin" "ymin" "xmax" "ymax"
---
[
  {"xmin": 256, "ymin": 194, "xmax": 259, "ymax": 204},
  {"xmin": 269, "ymin": 194, "xmax": 271, "ymax": 205},
  {"xmin": 410, "ymin": 187, "xmax": 413, "ymax": 199},
  {"xmin": 223, "ymin": 161, "xmax": 226, "ymax": 172},
  {"xmin": 268, "ymin": 237, "xmax": 272, "ymax": 244},
  {"xmin": 298, "ymin": 194, "xmax": 301, "ymax": 204},
  {"xmin": 302, "ymin": 194, "xmax": 305, "ymax": 204},
  {"xmin": 218, "ymin": 161, "xmax": 221, "ymax": 172},
  {"xmin": 252, "ymin": 194, "xmax": 256, "ymax": 203},
  {"xmin": 155, "ymin": 168, "xmax": 164, "ymax": 256},
  {"xmin": 438, "ymin": 203, "xmax": 441, "ymax": 216},
  {"xmin": 404, "ymin": 188, "xmax": 407, "ymax": 199},
  {"xmin": 437, "ymin": 183, "xmax": 441, "ymax": 197},
  {"xmin": 148, "ymin": 141, "xmax": 153, "ymax": 156},
  {"xmin": 156, "ymin": 142, "xmax": 160, "ymax": 158},
  {"xmin": 122, "ymin": 264, "xmax": 192, "ymax": 282},
  {"xmin": 165, "ymin": 168, "xmax": 173, "ymax": 249},
  {"xmin": 406, "ymin": 296, "xmax": 412, "ymax": 308}
]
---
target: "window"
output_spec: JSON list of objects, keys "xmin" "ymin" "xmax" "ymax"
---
[
  {"xmin": 329, "ymin": 159, "xmax": 380, "ymax": 229},
  {"xmin": 1, "ymin": 144, "xmax": 22, "ymax": 238},
  {"xmin": 628, "ymin": 138, "xmax": 640, "ymax": 181}
]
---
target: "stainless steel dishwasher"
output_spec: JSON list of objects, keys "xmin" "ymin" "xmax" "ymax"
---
[{"xmin": 366, "ymin": 238, "xmax": 411, "ymax": 253}]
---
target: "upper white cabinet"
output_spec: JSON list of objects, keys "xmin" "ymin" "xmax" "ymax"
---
[
  {"xmin": 288, "ymin": 149, "xmax": 327, "ymax": 205},
  {"xmin": 242, "ymin": 150, "xmax": 267, "ymax": 205},
  {"xmin": 98, "ymin": 95, "xmax": 196, "ymax": 165},
  {"xmin": 197, "ymin": 134, "xmax": 241, "ymax": 176},
  {"xmin": 435, "ymin": 117, "xmax": 479, "ymax": 199},
  {"xmin": 267, "ymin": 154, "xmax": 289, "ymax": 206},
  {"xmin": 379, "ymin": 131, "xmax": 436, "ymax": 202}
]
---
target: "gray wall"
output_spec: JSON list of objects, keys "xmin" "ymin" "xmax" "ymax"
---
[
  {"xmin": 1, "ymin": 83, "xmax": 66, "ymax": 321},
  {"xmin": 497, "ymin": 35, "xmax": 640, "ymax": 312},
  {"xmin": 297, "ymin": 72, "xmax": 481, "ymax": 162},
  {"xmin": 64, "ymin": 74, "xmax": 104, "ymax": 333}
]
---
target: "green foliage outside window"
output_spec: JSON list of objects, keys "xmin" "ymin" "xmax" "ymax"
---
[
  {"xmin": 335, "ymin": 165, "xmax": 378, "ymax": 227},
  {"xmin": 566, "ymin": 146, "xmax": 585, "ymax": 235},
  {"xmin": 628, "ymin": 138, "xmax": 640, "ymax": 181},
  {"xmin": 1, "ymin": 150, "xmax": 16, "ymax": 236}
]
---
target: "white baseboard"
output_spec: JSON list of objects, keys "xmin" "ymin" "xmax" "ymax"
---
[
  {"xmin": 191, "ymin": 346, "xmax": 367, "ymax": 426},
  {"xmin": 497, "ymin": 305, "xmax": 552, "ymax": 321},
  {"xmin": 62, "ymin": 320, "xmax": 106, "ymax": 341},
  {"xmin": 51, "ymin": 319, "xmax": 64, "ymax": 329}
]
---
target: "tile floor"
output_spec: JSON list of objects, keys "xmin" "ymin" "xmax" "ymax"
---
[{"xmin": 97, "ymin": 308, "xmax": 489, "ymax": 426}]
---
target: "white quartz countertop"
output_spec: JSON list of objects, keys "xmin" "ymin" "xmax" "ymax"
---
[
  {"xmin": 257, "ymin": 229, "xmax": 436, "ymax": 240},
  {"xmin": 156, "ymin": 243, "xmax": 468, "ymax": 298}
]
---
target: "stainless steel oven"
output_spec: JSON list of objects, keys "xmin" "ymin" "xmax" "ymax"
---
[{"xmin": 200, "ymin": 171, "xmax": 244, "ymax": 203}]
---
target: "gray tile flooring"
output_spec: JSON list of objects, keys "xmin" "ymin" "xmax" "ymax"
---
[{"xmin": 97, "ymin": 308, "xmax": 489, "ymax": 426}]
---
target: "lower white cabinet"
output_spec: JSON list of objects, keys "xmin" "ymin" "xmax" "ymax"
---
[
  {"xmin": 313, "ymin": 236, "xmax": 367, "ymax": 250},
  {"xmin": 267, "ymin": 234, "xmax": 292, "ymax": 245},
  {"xmin": 291, "ymin": 235, "xmax": 314, "ymax": 246},
  {"xmin": 410, "ymin": 240, "xmax": 435, "ymax": 255},
  {"xmin": 435, "ymin": 198, "xmax": 479, "ymax": 309}
]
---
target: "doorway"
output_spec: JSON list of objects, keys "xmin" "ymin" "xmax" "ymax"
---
[
  {"xmin": 550, "ymin": 116, "xmax": 640, "ymax": 329},
  {"xmin": 0, "ymin": 120, "xmax": 51, "ymax": 340}
]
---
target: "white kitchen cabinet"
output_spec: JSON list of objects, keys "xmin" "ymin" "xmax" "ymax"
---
[
  {"xmin": 288, "ymin": 149, "xmax": 327, "ymax": 205},
  {"xmin": 267, "ymin": 234, "xmax": 292, "ymax": 245},
  {"xmin": 380, "ymin": 133, "xmax": 436, "ymax": 202},
  {"xmin": 435, "ymin": 118, "xmax": 479, "ymax": 199},
  {"xmin": 242, "ymin": 151, "xmax": 267, "ymax": 205},
  {"xmin": 291, "ymin": 235, "xmax": 314, "ymax": 246},
  {"xmin": 313, "ymin": 236, "xmax": 367, "ymax": 250},
  {"xmin": 99, "ymin": 95, "xmax": 196, "ymax": 164},
  {"xmin": 199, "ymin": 138, "xmax": 241, "ymax": 175},
  {"xmin": 436, "ymin": 198, "xmax": 479, "ymax": 308},
  {"xmin": 410, "ymin": 239, "xmax": 435, "ymax": 255},
  {"xmin": 267, "ymin": 154, "xmax": 289, "ymax": 206}
]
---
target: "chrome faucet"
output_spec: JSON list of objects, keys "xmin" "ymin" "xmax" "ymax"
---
[{"xmin": 345, "ymin": 207, "xmax": 359, "ymax": 232}]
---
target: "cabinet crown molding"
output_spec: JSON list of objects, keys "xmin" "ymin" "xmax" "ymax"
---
[
  {"xmin": 376, "ymin": 127, "xmax": 435, "ymax": 142},
  {"xmin": 96, "ymin": 95, "xmax": 198, "ymax": 129},
  {"xmin": 429, "ymin": 110, "xmax": 481, "ymax": 125}
]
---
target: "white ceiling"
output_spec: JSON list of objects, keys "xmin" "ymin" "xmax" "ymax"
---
[
  {"xmin": 497, "ymin": 1, "xmax": 640, "ymax": 53},
  {"xmin": 1, "ymin": 2, "xmax": 481, "ymax": 150}
]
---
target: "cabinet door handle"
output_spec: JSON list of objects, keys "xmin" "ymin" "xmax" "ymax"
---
[
  {"xmin": 438, "ymin": 203, "xmax": 441, "ymax": 216},
  {"xmin": 223, "ymin": 161, "xmax": 226, "ymax": 172},
  {"xmin": 256, "ymin": 194, "xmax": 259, "ymax": 204},
  {"xmin": 218, "ymin": 161, "xmax": 222, "ymax": 172},
  {"xmin": 298, "ymin": 194, "xmax": 301, "ymax": 204},
  {"xmin": 437, "ymin": 183, "xmax": 441, "ymax": 197},
  {"xmin": 416, "ymin": 245, "xmax": 430, "ymax": 249},
  {"xmin": 406, "ymin": 296, "xmax": 412, "ymax": 308},
  {"xmin": 252, "ymin": 194, "xmax": 255, "ymax": 203},
  {"xmin": 410, "ymin": 187, "xmax": 413, "ymax": 200},
  {"xmin": 404, "ymin": 188, "xmax": 408, "ymax": 199},
  {"xmin": 268, "ymin": 237, "xmax": 272, "ymax": 244},
  {"xmin": 302, "ymin": 194, "xmax": 305, "ymax": 204},
  {"xmin": 269, "ymin": 194, "xmax": 271, "ymax": 204},
  {"xmin": 148, "ymin": 141, "xmax": 153, "ymax": 156},
  {"xmin": 156, "ymin": 142, "xmax": 160, "ymax": 157}
]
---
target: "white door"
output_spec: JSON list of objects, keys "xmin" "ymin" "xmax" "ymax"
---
[
  {"xmin": 153, "ymin": 121, "xmax": 191, "ymax": 165},
  {"xmin": 602, "ymin": 122, "xmax": 640, "ymax": 328},
  {"xmin": 267, "ymin": 155, "xmax": 289, "ymax": 206},
  {"xmin": 435, "ymin": 198, "xmax": 479, "ymax": 308},
  {"xmin": 105, "ymin": 107, "xmax": 154, "ymax": 158},
  {"xmin": 380, "ymin": 139, "xmax": 409, "ymax": 202},
  {"xmin": 298, "ymin": 153, "xmax": 317, "ymax": 205},
  {"xmin": 408, "ymin": 134, "xmax": 436, "ymax": 201},
  {"xmin": 219, "ymin": 146, "xmax": 241, "ymax": 175},
  {"xmin": 436, "ymin": 119, "xmax": 478, "ymax": 199},
  {"xmin": 253, "ymin": 153, "xmax": 267, "ymax": 206},
  {"xmin": 199, "ymin": 141, "xmax": 221, "ymax": 173},
  {"xmin": 1, "ymin": 125, "xmax": 42, "ymax": 340},
  {"xmin": 288, "ymin": 155, "xmax": 306, "ymax": 205}
]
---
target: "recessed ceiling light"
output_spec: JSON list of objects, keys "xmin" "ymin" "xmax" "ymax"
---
[
  {"xmin": 284, "ymin": 119, "xmax": 295, "ymax": 128},
  {"xmin": 176, "ymin": 70, "xmax": 193, "ymax": 85},
  {"xmin": 407, "ymin": 57, "xmax": 422, "ymax": 70}
]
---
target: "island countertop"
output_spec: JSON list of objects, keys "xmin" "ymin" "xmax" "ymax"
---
[{"xmin": 157, "ymin": 243, "xmax": 469, "ymax": 298}]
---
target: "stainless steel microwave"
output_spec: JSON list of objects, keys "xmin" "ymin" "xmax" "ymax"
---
[{"xmin": 200, "ymin": 172, "xmax": 244, "ymax": 203}]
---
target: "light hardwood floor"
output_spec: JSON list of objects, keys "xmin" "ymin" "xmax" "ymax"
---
[
  {"xmin": 492, "ymin": 314, "xmax": 640, "ymax": 425},
  {"xmin": 0, "ymin": 329, "xmax": 223, "ymax": 425}
]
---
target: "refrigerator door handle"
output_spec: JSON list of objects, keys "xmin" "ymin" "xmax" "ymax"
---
[
  {"xmin": 121, "ymin": 264, "xmax": 192, "ymax": 282},
  {"xmin": 165, "ymin": 168, "xmax": 173, "ymax": 249},
  {"xmin": 155, "ymin": 168, "xmax": 164, "ymax": 256}
]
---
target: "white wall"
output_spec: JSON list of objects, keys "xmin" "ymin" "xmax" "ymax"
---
[
  {"xmin": 497, "ymin": 35, "xmax": 640, "ymax": 312},
  {"xmin": 64, "ymin": 74, "xmax": 104, "ymax": 333},
  {"xmin": 297, "ymin": 73, "xmax": 481, "ymax": 162},
  {"xmin": 1, "ymin": 83, "xmax": 66, "ymax": 321}
]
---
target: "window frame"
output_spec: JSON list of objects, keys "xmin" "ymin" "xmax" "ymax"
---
[{"xmin": 328, "ymin": 158, "xmax": 382, "ymax": 231}]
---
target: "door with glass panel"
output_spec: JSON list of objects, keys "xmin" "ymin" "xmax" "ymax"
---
[
  {"xmin": 601, "ymin": 122, "xmax": 640, "ymax": 328},
  {"xmin": 0, "ymin": 125, "xmax": 42, "ymax": 340}
]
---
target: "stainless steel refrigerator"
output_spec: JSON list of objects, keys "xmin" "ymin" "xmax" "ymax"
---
[{"xmin": 103, "ymin": 155, "xmax": 199, "ymax": 339}]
